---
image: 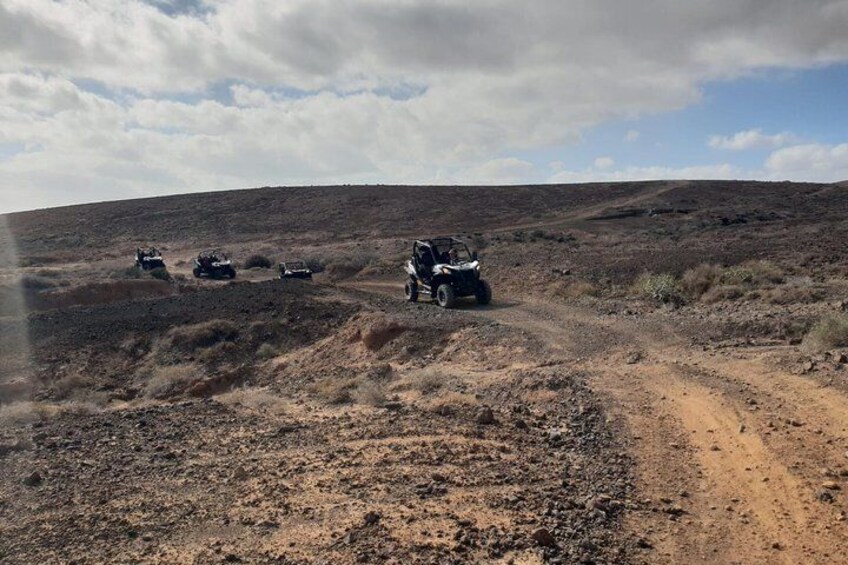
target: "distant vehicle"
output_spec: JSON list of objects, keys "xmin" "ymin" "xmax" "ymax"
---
[
  {"xmin": 404, "ymin": 237, "xmax": 491, "ymax": 308},
  {"xmin": 193, "ymin": 250, "xmax": 236, "ymax": 279},
  {"xmin": 135, "ymin": 247, "xmax": 165, "ymax": 270},
  {"xmin": 279, "ymin": 260, "xmax": 312, "ymax": 280}
]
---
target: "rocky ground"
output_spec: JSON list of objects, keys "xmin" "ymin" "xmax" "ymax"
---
[{"xmin": 2, "ymin": 180, "xmax": 848, "ymax": 564}]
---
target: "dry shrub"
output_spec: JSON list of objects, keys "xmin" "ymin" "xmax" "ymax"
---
[
  {"xmin": 165, "ymin": 320, "xmax": 239, "ymax": 352},
  {"xmin": 196, "ymin": 341, "xmax": 239, "ymax": 363},
  {"xmin": 680, "ymin": 264, "xmax": 722, "ymax": 299},
  {"xmin": 148, "ymin": 267, "xmax": 172, "ymax": 281},
  {"xmin": 720, "ymin": 261, "xmax": 784, "ymax": 286},
  {"xmin": 311, "ymin": 376, "xmax": 360, "ymax": 404},
  {"xmin": 20, "ymin": 275, "xmax": 58, "ymax": 291},
  {"xmin": 410, "ymin": 368, "xmax": 447, "ymax": 395},
  {"xmin": 52, "ymin": 374, "xmax": 94, "ymax": 400},
  {"xmin": 353, "ymin": 381, "xmax": 387, "ymax": 407},
  {"xmin": 428, "ymin": 392, "xmax": 478, "ymax": 416},
  {"xmin": 743, "ymin": 260, "xmax": 784, "ymax": 285},
  {"xmin": 550, "ymin": 280, "xmax": 598, "ymax": 300},
  {"xmin": 701, "ymin": 284, "xmax": 745, "ymax": 304},
  {"xmin": 256, "ymin": 343, "xmax": 279, "ymax": 360},
  {"xmin": 802, "ymin": 314, "xmax": 848, "ymax": 353},
  {"xmin": 145, "ymin": 364, "xmax": 204, "ymax": 399},
  {"xmin": 0, "ymin": 401, "xmax": 101, "ymax": 426},
  {"xmin": 244, "ymin": 254, "xmax": 273, "ymax": 269},
  {"xmin": 217, "ymin": 387, "xmax": 287, "ymax": 415},
  {"xmin": 763, "ymin": 285, "xmax": 823, "ymax": 305}
]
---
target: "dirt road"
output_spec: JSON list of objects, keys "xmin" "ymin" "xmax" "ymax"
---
[{"xmin": 354, "ymin": 281, "xmax": 848, "ymax": 564}]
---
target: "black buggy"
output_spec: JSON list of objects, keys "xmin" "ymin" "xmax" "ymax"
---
[
  {"xmin": 193, "ymin": 250, "xmax": 236, "ymax": 279},
  {"xmin": 279, "ymin": 260, "xmax": 313, "ymax": 280},
  {"xmin": 403, "ymin": 237, "xmax": 491, "ymax": 308},
  {"xmin": 135, "ymin": 247, "xmax": 165, "ymax": 270}
]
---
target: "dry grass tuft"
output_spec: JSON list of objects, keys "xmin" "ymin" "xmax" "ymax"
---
[
  {"xmin": 549, "ymin": 280, "xmax": 599, "ymax": 300},
  {"xmin": 217, "ymin": 387, "xmax": 288, "ymax": 415},
  {"xmin": 256, "ymin": 343, "xmax": 279, "ymax": 360},
  {"xmin": 680, "ymin": 264, "xmax": 723, "ymax": 299},
  {"xmin": 310, "ymin": 376, "xmax": 360, "ymax": 404},
  {"xmin": 428, "ymin": 392, "xmax": 478, "ymax": 416},
  {"xmin": 409, "ymin": 368, "xmax": 447, "ymax": 395},
  {"xmin": 762, "ymin": 284, "xmax": 823, "ymax": 305},
  {"xmin": 802, "ymin": 314, "xmax": 848, "ymax": 353},
  {"xmin": 165, "ymin": 320, "xmax": 239, "ymax": 352},
  {"xmin": 0, "ymin": 400, "xmax": 102, "ymax": 426},
  {"xmin": 353, "ymin": 381, "xmax": 387, "ymax": 407},
  {"xmin": 145, "ymin": 364, "xmax": 205, "ymax": 399}
]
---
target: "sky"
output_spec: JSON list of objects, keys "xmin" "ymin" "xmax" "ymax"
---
[{"xmin": 1, "ymin": 0, "xmax": 848, "ymax": 213}]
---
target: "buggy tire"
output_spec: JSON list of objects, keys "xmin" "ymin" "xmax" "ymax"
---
[
  {"xmin": 193, "ymin": 267, "xmax": 201, "ymax": 278},
  {"xmin": 436, "ymin": 284, "xmax": 456, "ymax": 309},
  {"xmin": 404, "ymin": 280, "xmax": 419, "ymax": 302},
  {"xmin": 475, "ymin": 279, "xmax": 492, "ymax": 305},
  {"xmin": 227, "ymin": 268, "xmax": 236, "ymax": 279}
]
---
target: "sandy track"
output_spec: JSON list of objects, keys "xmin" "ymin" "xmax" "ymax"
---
[{"xmin": 351, "ymin": 281, "xmax": 848, "ymax": 563}]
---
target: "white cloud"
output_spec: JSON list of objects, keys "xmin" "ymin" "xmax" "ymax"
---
[
  {"xmin": 764, "ymin": 143, "xmax": 848, "ymax": 181},
  {"xmin": 2, "ymin": 1, "xmax": 848, "ymax": 210},
  {"xmin": 624, "ymin": 130, "xmax": 640, "ymax": 142},
  {"xmin": 593, "ymin": 156, "xmax": 615, "ymax": 169},
  {"xmin": 549, "ymin": 163, "xmax": 743, "ymax": 184},
  {"xmin": 708, "ymin": 129, "xmax": 796, "ymax": 150}
]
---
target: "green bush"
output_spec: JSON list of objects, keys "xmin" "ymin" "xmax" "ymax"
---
[
  {"xmin": 635, "ymin": 273, "xmax": 684, "ymax": 305},
  {"xmin": 802, "ymin": 314, "xmax": 848, "ymax": 353},
  {"xmin": 244, "ymin": 254, "xmax": 273, "ymax": 269}
]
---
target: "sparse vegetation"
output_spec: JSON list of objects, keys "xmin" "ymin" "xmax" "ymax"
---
[
  {"xmin": 680, "ymin": 261, "xmax": 785, "ymax": 302},
  {"xmin": 244, "ymin": 254, "xmax": 273, "ymax": 269},
  {"xmin": 802, "ymin": 314, "xmax": 848, "ymax": 353}
]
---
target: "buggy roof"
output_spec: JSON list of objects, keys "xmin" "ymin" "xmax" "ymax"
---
[{"xmin": 415, "ymin": 237, "xmax": 466, "ymax": 247}]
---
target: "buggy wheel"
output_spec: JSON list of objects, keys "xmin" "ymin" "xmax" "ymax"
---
[
  {"xmin": 404, "ymin": 280, "xmax": 419, "ymax": 302},
  {"xmin": 475, "ymin": 279, "xmax": 492, "ymax": 305},
  {"xmin": 436, "ymin": 284, "xmax": 456, "ymax": 309},
  {"xmin": 193, "ymin": 267, "xmax": 201, "ymax": 278},
  {"xmin": 228, "ymin": 268, "xmax": 236, "ymax": 279}
]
